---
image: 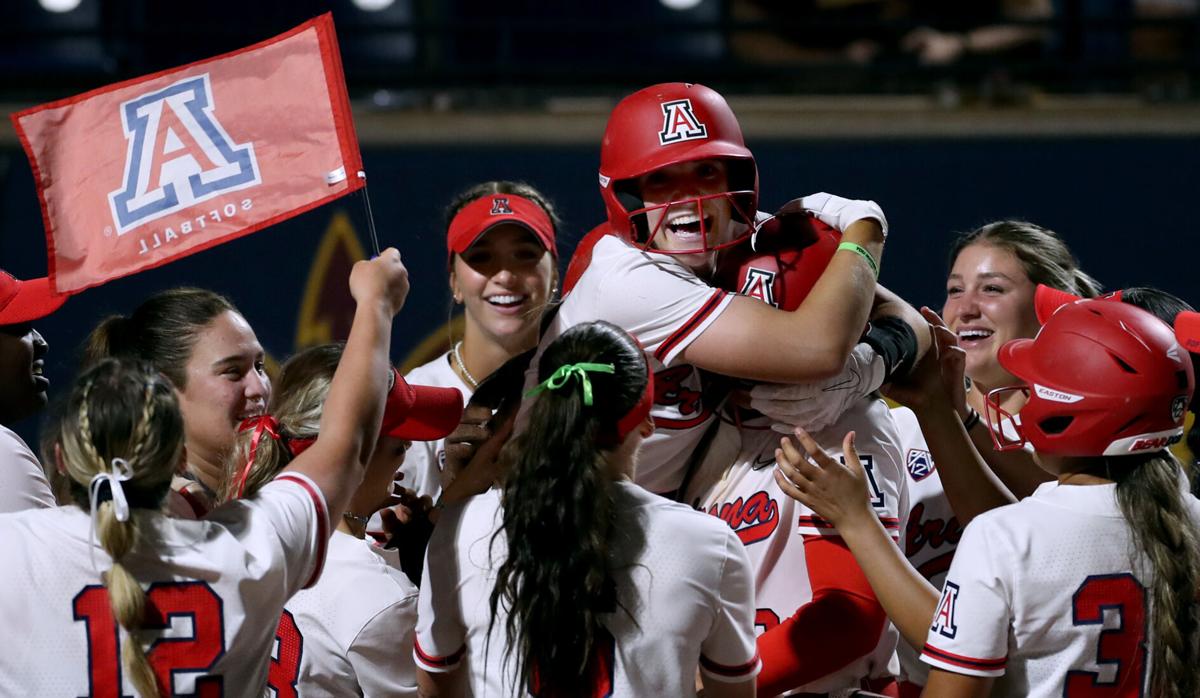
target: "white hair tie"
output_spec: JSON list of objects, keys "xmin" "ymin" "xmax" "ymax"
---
[{"xmin": 87, "ymin": 457, "xmax": 134, "ymax": 570}]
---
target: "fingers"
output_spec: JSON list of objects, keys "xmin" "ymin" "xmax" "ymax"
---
[
  {"xmin": 792, "ymin": 427, "xmax": 843, "ymax": 471},
  {"xmin": 840, "ymin": 431, "xmax": 865, "ymax": 474}
]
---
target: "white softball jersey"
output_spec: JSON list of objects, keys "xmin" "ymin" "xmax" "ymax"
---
[
  {"xmin": 398, "ymin": 353, "xmax": 473, "ymax": 501},
  {"xmin": 891, "ymin": 406, "xmax": 960, "ymax": 686},
  {"xmin": 690, "ymin": 398, "xmax": 906, "ymax": 694},
  {"xmin": 274, "ymin": 530, "xmax": 418, "ymax": 697},
  {"xmin": 891, "ymin": 405, "xmax": 1030, "ymax": 687},
  {"xmin": 523, "ymin": 234, "xmax": 734, "ymax": 495},
  {"xmin": 0, "ymin": 425, "xmax": 56, "ymax": 513},
  {"xmin": 921, "ymin": 478, "xmax": 1200, "ymax": 696},
  {"xmin": 414, "ymin": 482, "xmax": 760, "ymax": 696},
  {"xmin": 0, "ymin": 472, "xmax": 327, "ymax": 697}
]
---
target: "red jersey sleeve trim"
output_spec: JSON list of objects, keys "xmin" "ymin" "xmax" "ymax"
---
[
  {"xmin": 414, "ymin": 635, "xmax": 466, "ymax": 669},
  {"xmin": 274, "ymin": 473, "xmax": 329, "ymax": 589},
  {"xmin": 699, "ymin": 651, "xmax": 761, "ymax": 678},
  {"xmin": 654, "ymin": 289, "xmax": 727, "ymax": 364},
  {"xmin": 921, "ymin": 642, "xmax": 1007, "ymax": 671}
]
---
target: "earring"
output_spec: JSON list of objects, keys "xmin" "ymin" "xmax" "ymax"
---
[{"xmin": 453, "ymin": 292, "xmax": 463, "ymax": 304}]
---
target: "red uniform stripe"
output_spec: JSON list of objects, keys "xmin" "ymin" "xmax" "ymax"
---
[
  {"xmin": 276, "ymin": 473, "xmax": 329, "ymax": 589},
  {"xmin": 700, "ymin": 652, "xmax": 760, "ymax": 677},
  {"xmin": 414, "ymin": 636, "xmax": 466, "ymax": 668},
  {"xmin": 654, "ymin": 290, "xmax": 727, "ymax": 364},
  {"xmin": 922, "ymin": 643, "xmax": 1007, "ymax": 671}
]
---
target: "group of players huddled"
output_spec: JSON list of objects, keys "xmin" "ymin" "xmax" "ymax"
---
[{"xmin": 0, "ymin": 82, "xmax": 1196, "ymax": 698}]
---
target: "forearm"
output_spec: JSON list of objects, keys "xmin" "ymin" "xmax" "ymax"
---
[
  {"xmin": 914, "ymin": 402, "xmax": 1016, "ymax": 525},
  {"xmin": 785, "ymin": 220, "xmax": 882, "ymax": 372},
  {"xmin": 968, "ymin": 425, "xmax": 1051, "ymax": 498},
  {"xmin": 836, "ymin": 515, "xmax": 940, "ymax": 649},
  {"xmin": 293, "ymin": 300, "xmax": 393, "ymax": 522}
]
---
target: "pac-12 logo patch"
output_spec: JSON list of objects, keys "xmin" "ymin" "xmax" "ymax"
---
[
  {"xmin": 490, "ymin": 196, "xmax": 512, "ymax": 215},
  {"xmin": 109, "ymin": 73, "xmax": 260, "ymax": 234},
  {"xmin": 932, "ymin": 581, "xmax": 960, "ymax": 639},
  {"xmin": 906, "ymin": 448, "xmax": 935, "ymax": 482},
  {"xmin": 740, "ymin": 267, "xmax": 777, "ymax": 308},
  {"xmin": 658, "ymin": 99, "xmax": 708, "ymax": 145}
]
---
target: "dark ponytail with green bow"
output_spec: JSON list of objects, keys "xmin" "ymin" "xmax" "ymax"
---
[{"xmin": 490, "ymin": 321, "xmax": 649, "ymax": 696}]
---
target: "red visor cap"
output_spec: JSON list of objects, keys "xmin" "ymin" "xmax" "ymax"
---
[
  {"xmin": 447, "ymin": 194, "xmax": 557, "ymax": 263},
  {"xmin": 380, "ymin": 368, "xmax": 465, "ymax": 441},
  {"xmin": 0, "ymin": 272, "xmax": 68, "ymax": 325}
]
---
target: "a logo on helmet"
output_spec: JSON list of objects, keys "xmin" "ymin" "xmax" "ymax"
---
[
  {"xmin": 1171, "ymin": 395, "xmax": 1188, "ymax": 423},
  {"xmin": 1034, "ymin": 384, "xmax": 1084, "ymax": 404},
  {"xmin": 658, "ymin": 99, "xmax": 708, "ymax": 145},
  {"xmin": 740, "ymin": 267, "xmax": 777, "ymax": 308},
  {"xmin": 490, "ymin": 197, "xmax": 512, "ymax": 215}
]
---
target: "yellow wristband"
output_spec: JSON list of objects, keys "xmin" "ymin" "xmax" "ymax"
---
[{"xmin": 837, "ymin": 241, "xmax": 879, "ymax": 279}]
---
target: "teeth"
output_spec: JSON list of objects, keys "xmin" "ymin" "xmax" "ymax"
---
[
  {"xmin": 669, "ymin": 214, "xmax": 701, "ymax": 226},
  {"xmin": 31, "ymin": 364, "xmax": 43, "ymax": 376},
  {"xmin": 487, "ymin": 294, "xmax": 524, "ymax": 305},
  {"xmin": 959, "ymin": 330, "xmax": 993, "ymax": 340}
]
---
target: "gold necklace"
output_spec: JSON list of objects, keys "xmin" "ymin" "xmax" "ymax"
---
[{"xmin": 452, "ymin": 341, "xmax": 479, "ymax": 389}]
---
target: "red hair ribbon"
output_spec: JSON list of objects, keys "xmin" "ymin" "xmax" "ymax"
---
[{"xmin": 234, "ymin": 415, "xmax": 282, "ymax": 499}]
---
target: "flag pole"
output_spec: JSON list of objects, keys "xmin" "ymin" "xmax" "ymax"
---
[{"xmin": 357, "ymin": 170, "xmax": 381, "ymax": 257}]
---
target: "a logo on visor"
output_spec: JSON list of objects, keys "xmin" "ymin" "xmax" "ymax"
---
[
  {"xmin": 490, "ymin": 197, "xmax": 512, "ymax": 215},
  {"xmin": 659, "ymin": 99, "xmax": 708, "ymax": 145},
  {"xmin": 1034, "ymin": 384, "xmax": 1084, "ymax": 404}
]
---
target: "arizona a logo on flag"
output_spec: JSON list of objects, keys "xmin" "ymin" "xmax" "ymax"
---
[
  {"xmin": 13, "ymin": 13, "xmax": 362, "ymax": 294},
  {"xmin": 108, "ymin": 74, "xmax": 261, "ymax": 234}
]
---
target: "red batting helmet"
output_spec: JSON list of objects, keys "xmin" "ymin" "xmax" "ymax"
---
[
  {"xmin": 599, "ymin": 83, "xmax": 758, "ymax": 252},
  {"xmin": 714, "ymin": 211, "xmax": 840, "ymax": 311},
  {"xmin": 986, "ymin": 299, "xmax": 1194, "ymax": 457}
]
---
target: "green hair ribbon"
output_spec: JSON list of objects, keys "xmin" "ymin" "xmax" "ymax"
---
[{"xmin": 524, "ymin": 362, "xmax": 615, "ymax": 406}]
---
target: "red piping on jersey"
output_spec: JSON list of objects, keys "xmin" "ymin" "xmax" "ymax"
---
[
  {"xmin": 654, "ymin": 290, "xmax": 727, "ymax": 364},
  {"xmin": 700, "ymin": 651, "xmax": 760, "ymax": 677},
  {"xmin": 276, "ymin": 473, "xmax": 329, "ymax": 589},
  {"xmin": 798, "ymin": 515, "xmax": 900, "ymax": 532},
  {"xmin": 414, "ymin": 636, "xmax": 466, "ymax": 669},
  {"xmin": 921, "ymin": 643, "xmax": 1007, "ymax": 672}
]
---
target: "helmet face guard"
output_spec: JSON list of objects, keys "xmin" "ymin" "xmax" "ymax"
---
[
  {"xmin": 621, "ymin": 189, "xmax": 756, "ymax": 256},
  {"xmin": 600, "ymin": 83, "xmax": 759, "ymax": 249},
  {"xmin": 984, "ymin": 386, "xmax": 1030, "ymax": 451}
]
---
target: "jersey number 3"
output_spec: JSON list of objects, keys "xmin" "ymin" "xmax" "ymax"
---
[
  {"xmin": 1065, "ymin": 573, "xmax": 1147, "ymax": 697},
  {"xmin": 73, "ymin": 581, "xmax": 225, "ymax": 697}
]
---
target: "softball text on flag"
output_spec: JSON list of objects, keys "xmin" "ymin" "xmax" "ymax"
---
[{"xmin": 12, "ymin": 13, "xmax": 362, "ymax": 294}]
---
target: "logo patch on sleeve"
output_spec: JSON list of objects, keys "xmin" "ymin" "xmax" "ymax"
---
[
  {"xmin": 906, "ymin": 448, "xmax": 935, "ymax": 481},
  {"xmin": 932, "ymin": 581, "xmax": 960, "ymax": 639}
]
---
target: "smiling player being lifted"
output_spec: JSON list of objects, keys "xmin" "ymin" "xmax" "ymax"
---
[{"xmin": 525, "ymin": 82, "xmax": 898, "ymax": 497}]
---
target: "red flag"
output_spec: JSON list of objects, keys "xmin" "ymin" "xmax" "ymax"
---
[{"xmin": 12, "ymin": 13, "xmax": 362, "ymax": 294}]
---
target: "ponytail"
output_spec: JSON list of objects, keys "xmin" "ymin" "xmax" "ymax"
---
[
  {"xmin": 221, "ymin": 343, "xmax": 341, "ymax": 501},
  {"xmin": 80, "ymin": 288, "xmax": 236, "ymax": 388},
  {"xmin": 59, "ymin": 359, "xmax": 184, "ymax": 698},
  {"xmin": 488, "ymin": 322, "xmax": 647, "ymax": 695},
  {"xmin": 1112, "ymin": 454, "xmax": 1200, "ymax": 698}
]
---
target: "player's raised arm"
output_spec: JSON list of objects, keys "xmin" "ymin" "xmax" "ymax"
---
[{"xmin": 283, "ymin": 249, "xmax": 409, "ymax": 526}]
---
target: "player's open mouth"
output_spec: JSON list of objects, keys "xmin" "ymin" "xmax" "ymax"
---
[
  {"xmin": 32, "ymin": 360, "xmax": 48, "ymax": 389},
  {"xmin": 666, "ymin": 213, "xmax": 713, "ymax": 242},
  {"xmin": 958, "ymin": 328, "xmax": 994, "ymax": 347},
  {"xmin": 236, "ymin": 406, "xmax": 266, "ymax": 423},
  {"xmin": 486, "ymin": 293, "xmax": 527, "ymax": 309}
]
